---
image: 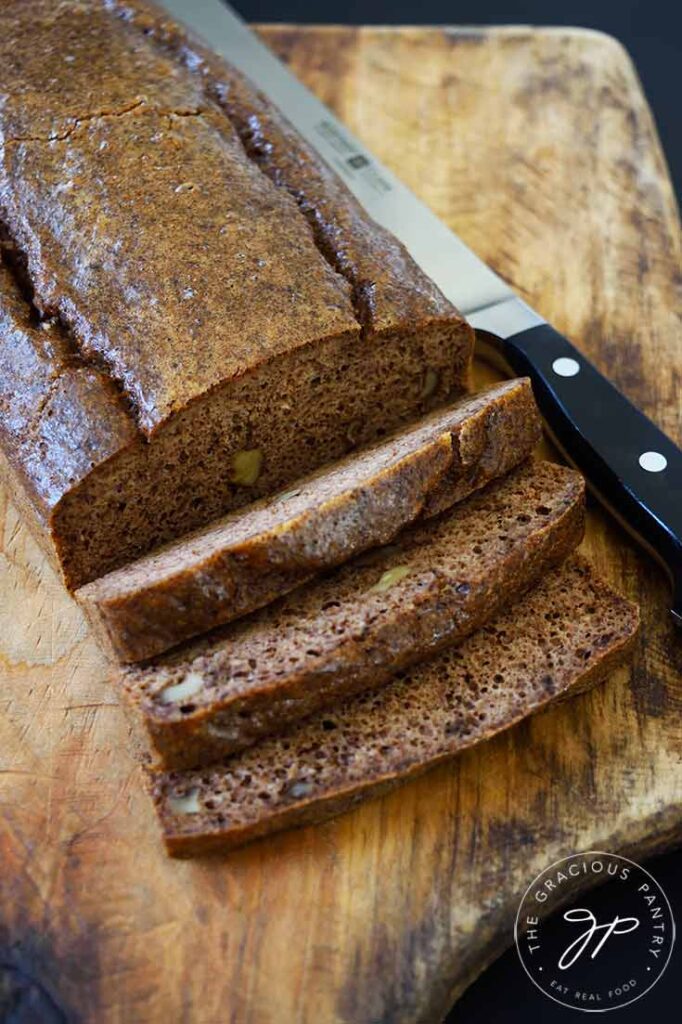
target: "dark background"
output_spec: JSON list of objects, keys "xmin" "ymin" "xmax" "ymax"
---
[{"xmin": 237, "ymin": 2, "xmax": 681, "ymax": 1021}]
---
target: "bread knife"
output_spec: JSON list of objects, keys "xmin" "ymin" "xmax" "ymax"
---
[{"xmin": 158, "ymin": 0, "xmax": 682, "ymax": 624}]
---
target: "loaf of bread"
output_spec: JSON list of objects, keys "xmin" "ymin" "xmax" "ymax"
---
[
  {"xmin": 150, "ymin": 557, "xmax": 639, "ymax": 856},
  {"xmin": 121, "ymin": 460, "xmax": 584, "ymax": 769},
  {"xmin": 77, "ymin": 380, "xmax": 540, "ymax": 662},
  {"xmin": 0, "ymin": 0, "xmax": 472, "ymax": 588}
]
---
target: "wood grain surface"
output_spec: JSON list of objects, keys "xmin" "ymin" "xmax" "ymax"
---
[{"xmin": 1, "ymin": 25, "xmax": 681, "ymax": 1024}]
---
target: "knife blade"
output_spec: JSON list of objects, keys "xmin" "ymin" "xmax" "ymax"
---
[{"xmin": 158, "ymin": 0, "xmax": 682, "ymax": 623}]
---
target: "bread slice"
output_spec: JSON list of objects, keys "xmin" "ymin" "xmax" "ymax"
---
[
  {"xmin": 77, "ymin": 380, "xmax": 540, "ymax": 663},
  {"xmin": 0, "ymin": 1, "xmax": 472, "ymax": 588},
  {"xmin": 150, "ymin": 557, "xmax": 639, "ymax": 856},
  {"xmin": 120, "ymin": 460, "xmax": 584, "ymax": 770}
]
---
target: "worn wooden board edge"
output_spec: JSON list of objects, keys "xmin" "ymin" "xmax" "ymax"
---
[{"xmin": 428, "ymin": 808, "xmax": 682, "ymax": 1021}]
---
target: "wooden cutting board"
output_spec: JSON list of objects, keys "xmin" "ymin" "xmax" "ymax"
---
[{"xmin": 1, "ymin": 25, "xmax": 680, "ymax": 1024}]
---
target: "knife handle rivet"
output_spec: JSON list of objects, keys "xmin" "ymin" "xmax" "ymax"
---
[
  {"xmin": 552, "ymin": 357, "xmax": 580, "ymax": 377},
  {"xmin": 639, "ymin": 451, "xmax": 668, "ymax": 473}
]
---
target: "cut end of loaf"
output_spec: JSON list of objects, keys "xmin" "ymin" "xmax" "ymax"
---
[
  {"xmin": 50, "ymin": 318, "xmax": 472, "ymax": 589},
  {"xmin": 76, "ymin": 378, "xmax": 540, "ymax": 663}
]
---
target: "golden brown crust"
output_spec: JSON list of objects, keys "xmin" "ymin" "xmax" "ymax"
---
[
  {"xmin": 102, "ymin": 0, "xmax": 463, "ymax": 334},
  {"xmin": 0, "ymin": 0, "xmax": 468, "ymax": 427},
  {"xmin": 0, "ymin": 46, "xmax": 358, "ymax": 432},
  {"xmin": 77, "ymin": 380, "xmax": 541, "ymax": 662},
  {"xmin": 151, "ymin": 557, "xmax": 640, "ymax": 857}
]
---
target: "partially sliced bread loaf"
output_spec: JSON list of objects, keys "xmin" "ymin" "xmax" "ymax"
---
[
  {"xmin": 78, "ymin": 380, "xmax": 540, "ymax": 663},
  {"xmin": 0, "ymin": 0, "xmax": 472, "ymax": 590},
  {"xmin": 121, "ymin": 460, "xmax": 584, "ymax": 770},
  {"xmin": 151, "ymin": 557, "xmax": 639, "ymax": 856}
]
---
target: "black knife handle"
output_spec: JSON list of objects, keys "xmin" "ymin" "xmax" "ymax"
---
[{"xmin": 479, "ymin": 323, "xmax": 682, "ymax": 623}]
